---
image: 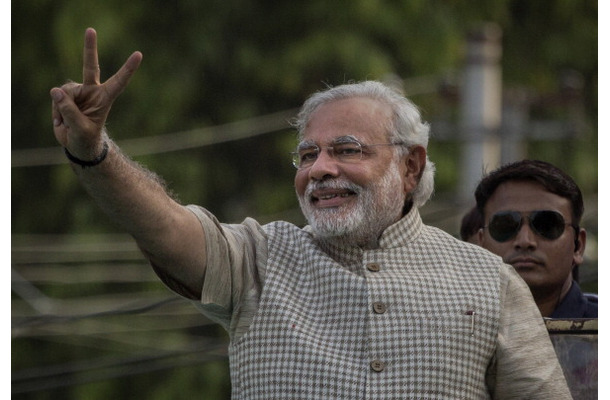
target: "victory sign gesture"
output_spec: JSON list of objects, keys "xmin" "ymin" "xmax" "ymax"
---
[{"xmin": 50, "ymin": 28, "xmax": 142, "ymax": 162}]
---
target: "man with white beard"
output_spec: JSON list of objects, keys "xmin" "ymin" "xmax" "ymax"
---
[{"xmin": 50, "ymin": 28, "xmax": 571, "ymax": 399}]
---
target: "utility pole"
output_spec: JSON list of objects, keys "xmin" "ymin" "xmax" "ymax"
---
[
  {"xmin": 458, "ymin": 23, "xmax": 503, "ymax": 203},
  {"xmin": 501, "ymin": 88, "xmax": 529, "ymax": 164}
]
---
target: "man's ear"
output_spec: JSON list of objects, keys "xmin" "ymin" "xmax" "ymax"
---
[
  {"xmin": 402, "ymin": 145, "xmax": 426, "ymax": 194},
  {"xmin": 573, "ymin": 228, "xmax": 587, "ymax": 265},
  {"xmin": 477, "ymin": 227, "xmax": 485, "ymax": 245}
]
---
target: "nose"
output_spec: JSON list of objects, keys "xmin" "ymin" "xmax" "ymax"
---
[
  {"xmin": 513, "ymin": 222, "xmax": 537, "ymax": 250},
  {"xmin": 308, "ymin": 148, "xmax": 340, "ymax": 181}
]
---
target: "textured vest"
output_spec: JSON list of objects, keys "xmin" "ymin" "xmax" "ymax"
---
[{"xmin": 228, "ymin": 212, "xmax": 501, "ymax": 399}]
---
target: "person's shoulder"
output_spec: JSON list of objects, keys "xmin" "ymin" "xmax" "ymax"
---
[
  {"xmin": 583, "ymin": 293, "xmax": 598, "ymax": 317},
  {"xmin": 261, "ymin": 219, "xmax": 305, "ymax": 232},
  {"xmin": 259, "ymin": 219, "xmax": 313, "ymax": 240},
  {"xmin": 423, "ymin": 224, "xmax": 491, "ymax": 251},
  {"xmin": 584, "ymin": 292, "xmax": 598, "ymax": 304},
  {"xmin": 422, "ymin": 223, "xmax": 505, "ymax": 264}
]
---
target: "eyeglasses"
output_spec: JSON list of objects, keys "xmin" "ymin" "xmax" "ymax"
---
[
  {"xmin": 291, "ymin": 139, "xmax": 404, "ymax": 169},
  {"xmin": 485, "ymin": 210, "xmax": 576, "ymax": 243}
]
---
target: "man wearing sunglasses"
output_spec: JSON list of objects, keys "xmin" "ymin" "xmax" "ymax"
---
[
  {"xmin": 49, "ymin": 28, "xmax": 571, "ymax": 399},
  {"xmin": 474, "ymin": 160, "xmax": 597, "ymax": 318}
]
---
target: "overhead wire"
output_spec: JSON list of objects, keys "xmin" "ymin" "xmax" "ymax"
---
[
  {"xmin": 11, "ymin": 107, "xmax": 300, "ymax": 168},
  {"xmin": 12, "ymin": 337, "xmax": 229, "ymax": 394},
  {"xmin": 12, "ymin": 295, "xmax": 185, "ymax": 331},
  {"xmin": 11, "ymin": 74, "xmax": 446, "ymax": 168}
]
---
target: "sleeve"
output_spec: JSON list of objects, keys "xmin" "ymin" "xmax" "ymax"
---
[
  {"xmin": 185, "ymin": 205, "xmax": 267, "ymax": 337},
  {"xmin": 488, "ymin": 264, "xmax": 573, "ymax": 399}
]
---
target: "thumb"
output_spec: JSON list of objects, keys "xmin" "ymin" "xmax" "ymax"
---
[
  {"xmin": 50, "ymin": 87, "xmax": 95, "ymax": 149},
  {"xmin": 50, "ymin": 88, "xmax": 70, "ymax": 146},
  {"xmin": 50, "ymin": 88, "xmax": 82, "ymax": 125},
  {"xmin": 50, "ymin": 87, "xmax": 91, "ymax": 131},
  {"xmin": 50, "ymin": 88, "xmax": 65, "ymax": 127}
]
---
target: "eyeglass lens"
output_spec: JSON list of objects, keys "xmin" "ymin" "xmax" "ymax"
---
[
  {"xmin": 293, "ymin": 141, "xmax": 363, "ymax": 169},
  {"xmin": 488, "ymin": 210, "xmax": 567, "ymax": 242}
]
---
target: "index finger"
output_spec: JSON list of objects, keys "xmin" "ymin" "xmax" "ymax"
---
[{"xmin": 82, "ymin": 28, "xmax": 100, "ymax": 85}]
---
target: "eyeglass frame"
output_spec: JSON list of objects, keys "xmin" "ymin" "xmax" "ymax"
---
[
  {"xmin": 483, "ymin": 209, "xmax": 578, "ymax": 243},
  {"xmin": 290, "ymin": 136, "xmax": 406, "ymax": 169}
]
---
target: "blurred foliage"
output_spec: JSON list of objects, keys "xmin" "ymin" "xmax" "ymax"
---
[
  {"xmin": 12, "ymin": 0, "xmax": 597, "ymax": 231},
  {"xmin": 12, "ymin": 0, "xmax": 597, "ymax": 399}
]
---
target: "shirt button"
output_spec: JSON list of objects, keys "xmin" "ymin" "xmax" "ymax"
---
[
  {"xmin": 370, "ymin": 360, "xmax": 385, "ymax": 372},
  {"xmin": 373, "ymin": 302, "xmax": 387, "ymax": 314},
  {"xmin": 367, "ymin": 263, "xmax": 381, "ymax": 272}
]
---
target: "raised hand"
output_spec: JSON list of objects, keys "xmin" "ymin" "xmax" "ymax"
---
[{"xmin": 50, "ymin": 28, "xmax": 142, "ymax": 160}]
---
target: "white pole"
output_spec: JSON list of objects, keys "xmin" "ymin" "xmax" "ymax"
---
[{"xmin": 458, "ymin": 23, "xmax": 503, "ymax": 203}]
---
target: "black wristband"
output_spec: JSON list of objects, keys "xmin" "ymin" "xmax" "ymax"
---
[{"xmin": 64, "ymin": 141, "xmax": 109, "ymax": 168}]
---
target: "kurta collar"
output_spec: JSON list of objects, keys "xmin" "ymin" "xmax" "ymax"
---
[{"xmin": 303, "ymin": 207, "xmax": 424, "ymax": 267}]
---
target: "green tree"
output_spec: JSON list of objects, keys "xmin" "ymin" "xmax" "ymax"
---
[{"xmin": 12, "ymin": 1, "xmax": 597, "ymax": 398}]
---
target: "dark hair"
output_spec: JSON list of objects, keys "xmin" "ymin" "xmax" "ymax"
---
[
  {"xmin": 474, "ymin": 160, "xmax": 584, "ymax": 281},
  {"xmin": 474, "ymin": 160, "xmax": 584, "ymax": 226},
  {"xmin": 460, "ymin": 206, "xmax": 484, "ymax": 241}
]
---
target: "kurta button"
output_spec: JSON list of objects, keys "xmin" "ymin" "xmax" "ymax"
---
[
  {"xmin": 370, "ymin": 360, "xmax": 385, "ymax": 372},
  {"xmin": 367, "ymin": 263, "xmax": 380, "ymax": 272},
  {"xmin": 373, "ymin": 302, "xmax": 387, "ymax": 314}
]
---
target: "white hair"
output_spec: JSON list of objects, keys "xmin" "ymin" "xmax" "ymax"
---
[{"xmin": 293, "ymin": 80, "xmax": 435, "ymax": 208}]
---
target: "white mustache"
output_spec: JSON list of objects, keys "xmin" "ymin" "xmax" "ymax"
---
[{"xmin": 304, "ymin": 179, "xmax": 362, "ymax": 198}]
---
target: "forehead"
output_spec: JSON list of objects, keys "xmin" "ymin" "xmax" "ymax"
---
[
  {"xmin": 485, "ymin": 180, "xmax": 572, "ymax": 215},
  {"xmin": 302, "ymin": 97, "xmax": 392, "ymax": 144}
]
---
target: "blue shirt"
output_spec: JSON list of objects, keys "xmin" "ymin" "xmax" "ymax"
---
[{"xmin": 551, "ymin": 281, "xmax": 598, "ymax": 318}]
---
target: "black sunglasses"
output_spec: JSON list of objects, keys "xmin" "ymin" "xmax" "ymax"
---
[{"xmin": 486, "ymin": 210, "xmax": 576, "ymax": 243}]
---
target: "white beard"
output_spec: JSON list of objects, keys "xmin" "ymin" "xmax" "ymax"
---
[{"xmin": 297, "ymin": 161, "xmax": 406, "ymax": 248}]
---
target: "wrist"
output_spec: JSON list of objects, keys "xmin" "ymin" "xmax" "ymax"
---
[{"xmin": 64, "ymin": 141, "xmax": 109, "ymax": 168}]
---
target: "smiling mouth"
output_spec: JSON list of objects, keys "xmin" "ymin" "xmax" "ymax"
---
[
  {"xmin": 311, "ymin": 189, "xmax": 356, "ymax": 207},
  {"xmin": 315, "ymin": 192, "xmax": 354, "ymax": 200}
]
